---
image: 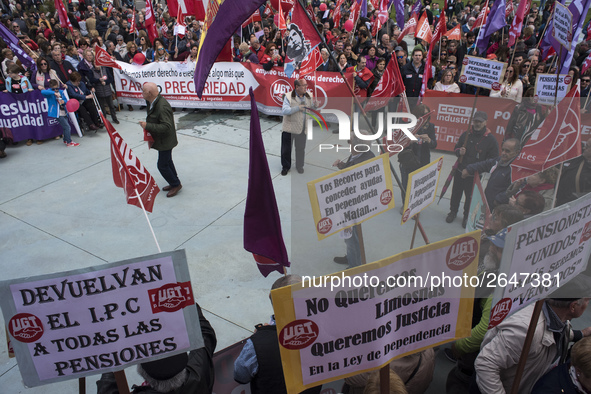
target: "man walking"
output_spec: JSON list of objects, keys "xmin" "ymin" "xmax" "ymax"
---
[{"xmin": 139, "ymin": 82, "xmax": 182, "ymax": 197}]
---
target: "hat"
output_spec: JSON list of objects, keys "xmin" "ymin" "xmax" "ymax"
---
[
  {"xmin": 473, "ymin": 111, "xmax": 488, "ymax": 122},
  {"xmin": 489, "ymin": 228, "xmax": 506, "ymax": 248},
  {"xmin": 447, "ymin": 55, "xmax": 457, "ymax": 62},
  {"xmin": 395, "ymin": 46, "xmax": 404, "ymax": 52},
  {"xmin": 140, "ymin": 352, "xmax": 188, "ymax": 380},
  {"xmin": 549, "ymin": 274, "xmax": 591, "ymax": 301}
]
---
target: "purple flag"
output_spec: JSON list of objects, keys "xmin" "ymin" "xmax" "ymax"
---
[
  {"xmin": 541, "ymin": 0, "xmax": 590, "ymax": 73},
  {"xmin": 394, "ymin": 0, "xmax": 405, "ymax": 29},
  {"xmin": 558, "ymin": 0, "xmax": 591, "ymax": 74},
  {"xmin": 243, "ymin": 88, "xmax": 290, "ymax": 277},
  {"xmin": 476, "ymin": 0, "xmax": 507, "ymax": 54},
  {"xmin": 0, "ymin": 23, "xmax": 37, "ymax": 75},
  {"xmin": 359, "ymin": 0, "xmax": 368, "ymax": 18},
  {"xmin": 411, "ymin": 0, "xmax": 423, "ymax": 16},
  {"xmin": 194, "ymin": 0, "xmax": 266, "ymax": 98}
]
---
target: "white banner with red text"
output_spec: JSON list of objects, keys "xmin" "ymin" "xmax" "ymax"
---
[{"xmin": 113, "ymin": 61, "xmax": 354, "ymax": 115}]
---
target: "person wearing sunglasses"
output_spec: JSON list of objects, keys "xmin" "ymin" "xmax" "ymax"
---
[{"xmin": 35, "ymin": 57, "xmax": 60, "ymax": 91}]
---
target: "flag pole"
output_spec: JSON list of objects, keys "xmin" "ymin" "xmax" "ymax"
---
[
  {"xmin": 134, "ymin": 188, "xmax": 162, "ymax": 252},
  {"xmin": 102, "ymin": 112, "xmax": 162, "ymax": 253},
  {"xmin": 553, "ymin": 45, "xmax": 563, "ymax": 107}
]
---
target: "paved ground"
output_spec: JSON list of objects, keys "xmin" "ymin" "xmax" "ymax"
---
[{"xmin": 1, "ymin": 107, "xmax": 590, "ymax": 393}]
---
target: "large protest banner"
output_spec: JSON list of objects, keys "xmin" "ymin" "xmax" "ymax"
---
[
  {"xmin": 307, "ymin": 154, "xmax": 395, "ymax": 240},
  {"xmin": 271, "ymin": 232, "xmax": 480, "ymax": 393},
  {"xmin": 488, "ymin": 194, "xmax": 591, "ymax": 328},
  {"xmin": 535, "ymin": 73, "xmax": 573, "ymax": 106},
  {"xmin": 113, "ymin": 61, "xmax": 353, "ymax": 115},
  {"xmin": 0, "ymin": 250, "xmax": 203, "ymax": 387},
  {"xmin": 422, "ymin": 91, "xmax": 515, "ymax": 151},
  {"xmin": 401, "ymin": 157, "xmax": 444, "ymax": 224},
  {"xmin": 0, "ymin": 90, "xmax": 62, "ymax": 141},
  {"xmin": 459, "ymin": 56, "xmax": 507, "ymax": 90}
]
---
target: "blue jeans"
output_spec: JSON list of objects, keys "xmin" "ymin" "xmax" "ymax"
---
[
  {"xmin": 345, "ymin": 225, "xmax": 362, "ymax": 268},
  {"xmin": 157, "ymin": 149, "xmax": 180, "ymax": 187},
  {"xmin": 57, "ymin": 116, "xmax": 72, "ymax": 144}
]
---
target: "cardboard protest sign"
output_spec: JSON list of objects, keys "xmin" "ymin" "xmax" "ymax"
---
[
  {"xmin": 553, "ymin": 2, "xmax": 573, "ymax": 50},
  {"xmin": 271, "ymin": 231, "xmax": 480, "ymax": 393},
  {"xmin": 401, "ymin": 157, "xmax": 444, "ymax": 224},
  {"xmin": 466, "ymin": 171, "xmax": 491, "ymax": 233},
  {"xmin": 308, "ymin": 154, "xmax": 395, "ymax": 240},
  {"xmin": 0, "ymin": 250, "xmax": 203, "ymax": 387},
  {"xmin": 535, "ymin": 73, "xmax": 573, "ymax": 106},
  {"xmin": 459, "ymin": 56, "xmax": 507, "ymax": 90},
  {"xmin": 488, "ymin": 194, "xmax": 591, "ymax": 328}
]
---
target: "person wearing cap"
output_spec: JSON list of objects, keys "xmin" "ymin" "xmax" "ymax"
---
[
  {"xmin": 446, "ymin": 228, "xmax": 507, "ymax": 393},
  {"xmin": 96, "ymin": 303, "xmax": 217, "ymax": 393},
  {"xmin": 461, "ymin": 138, "xmax": 521, "ymax": 212},
  {"xmin": 474, "ymin": 274, "xmax": 591, "ymax": 394},
  {"xmin": 234, "ymin": 275, "xmax": 321, "ymax": 394},
  {"xmin": 446, "ymin": 111, "xmax": 499, "ymax": 228}
]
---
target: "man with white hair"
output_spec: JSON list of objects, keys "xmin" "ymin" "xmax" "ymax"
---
[
  {"xmin": 316, "ymin": 48, "xmax": 337, "ymax": 71},
  {"xmin": 463, "ymin": 17, "xmax": 475, "ymax": 33}
]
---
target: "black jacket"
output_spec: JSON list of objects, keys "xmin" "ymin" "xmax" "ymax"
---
[
  {"xmin": 401, "ymin": 61, "xmax": 425, "ymax": 98},
  {"xmin": 454, "ymin": 127, "xmax": 499, "ymax": 171},
  {"xmin": 466, "ymin": 157, "xmax": 513, "ymax": 209}
]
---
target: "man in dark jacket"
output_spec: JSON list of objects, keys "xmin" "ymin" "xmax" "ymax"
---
[
  {"xmin": 446, "ymin": 111, "xmax": 499, "ymax": 228},
  {"xmin": 49, "ymin": 46, "xmax": 76, "ymax": 84},
  {"xmin": 462, "ymin": 138, "xmax": 521, "ymax": 211},
  {"xmin": 234, "ymin": 275, "xmax": 321, "ymax": 394},
  {"xmin": 139, "ymin": 82, "xmax": 182, "ymax": 197},
  {"xmin": 96, "ymin": 303, "xmax": 216, "ymax": 394},
  {"xmin": 402, "ymin": 48, "xmax": 425, "ymax": 106}
]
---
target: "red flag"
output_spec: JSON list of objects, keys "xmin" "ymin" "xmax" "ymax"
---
[
  {"xmin": 349, "ymin": 1, "xmax": 361, "ymax": 28},
  {"xmin": 242, "ymin": 10, "xmax": 262, "ymax": 28},
  {"xmin": 505, "ymin": 0, "xmax": 514, "ymax": 17},
  {"xmin": 244, "ymin": 88, "xmax": 290, "ymax": 277},
  {"xmin": 263, "ymin": 3, "xmax": 273, "ymax": 17},
  {"xmin": 333, "ymin": 0, "xmax": 345, "ymax": 27},
  {"xmin": 445, "ymin": 23, "xmax": 461, "ymax": 40},
  {"xmin": 398, "ymin": 12, "xmax": 418, "ymax": 43},
  {"xmin": 420, "ymin": 45, "xmax": 433, "ymax": 99},
  {"xmin": 508, "ymin": 0, "xmax": 530, "ymax": 47},
  {"xmin": 511, "ymin": 85, "xmax": 582, "ymax": 182},
  {"xmin": 415, "ymin": 13, "xmax": 433, "ymax": 42},
  {"xmin": 93, "ymin": 45, "xmax": 122, "ymax": 69},
  {"xmin": 54, "ymin": 0, "xmax": 74, "ymax": 33},
  {"xmin": 432, "ymin": 0, "xmax": 447, "ymax": 43},
  {"xmin": 174, "ymin": 3, "xmax": 187, "ymax": 37},
  {"xmin": 107, "ymin": 4, "xmax": 113, "ymax": 17},
  {"xmin": 130, "ymin": 12, "xmax": 137, "ymax": 34},
  {"xmin": 364, "ymin": 54, "xmax": 404, "ymax": 112},
  {"xmin": 102, "ymin": 113, "xmax": 160, "ymax": 213},
  {"xmin": 582, "ymin": 55, "xmax": 591, "ymax": 75},
  {"xmin": 167, "ymin": 0, "xmax": 206, "ymax": 19},
  {"xmin": 145, "ymin": 0, "xmax": 159, "ymax": 43},
  {"xmin": 586, "ymin": 20, "xmax": 591, "ymax": 41},
  {"xmin": 278, "ymin": 0, "xmax": 287, "ymax": 30},
  {"xmin": 299, "ymin": 46, "xmax": 323, "ymax": 76},
  {"xmin": 471, "ymin": 0, "xmax": 489, "ymax": 31}
]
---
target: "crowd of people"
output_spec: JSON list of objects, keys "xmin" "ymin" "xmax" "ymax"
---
[{"xmin": 2, "ymin": 0, "xmax": 591, "ymax": 393}]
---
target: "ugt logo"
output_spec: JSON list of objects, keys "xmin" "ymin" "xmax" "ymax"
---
[{"xmin": 304, "ymin": 109, "xmax": 419, "ymax": 142}]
